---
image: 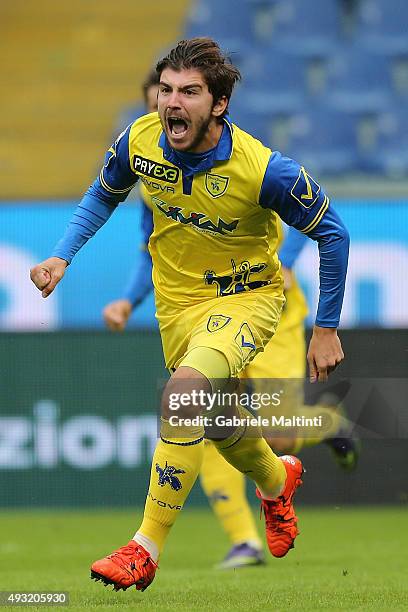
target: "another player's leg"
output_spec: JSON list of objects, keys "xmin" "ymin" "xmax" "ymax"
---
[
  {"xmin": 91, "ymin": 363, "xmax": 211, "ymax": 591},
  {"xmin": 319, "ymin": 390, "xmax": 360, "ymax": 471},
  {"xmin": 200, "ymin": 440, "xmax": 264, "ymax": 569},
  {"xmin": 267, "ymin": 393, "xmax": 360, "ymax": 472},
  {"xmin": 248, "ymin": 315, "xmax": 359, "ymax": 470}
]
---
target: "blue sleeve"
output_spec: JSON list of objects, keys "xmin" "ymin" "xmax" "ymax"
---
[
  {"xmin": 308, "ymin": 206, "xmax": 349, "ymax": 327},
  {"xmin": 259, "ymin": 152, "xmax": 329, "ymax": 231},
  {"xmin": 123, "ymin": 250, "xmax": 153, "ymax": 307},
  {"xmin": 259, "ymin": 152, "xmax": 349, "ymax": 327},
  {"xmin": 51, "ymin": 124, "xmax": 139, "ymax": 263},
  {"xmin": 279, "ymin": 226, "xmax": 308, "ymax": 269},
  {"xmin": 89, "ymin": 123, "xmax": 138, "ymax": 205},
  {"xmin": 122, "ymin": 203, "xmax": 154, "ymax": 307},
  {"xmin": 52, "ymin": 192, "xmax": 116, "ymax": 263}
]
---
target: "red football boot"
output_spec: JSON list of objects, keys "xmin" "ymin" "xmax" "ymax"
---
[
  {"xmin": 256, "ymin": 455, "xmax": 304, "ymax": 558},
  {"xmin": 91, "ymin": 540, "xmax": 158, "ymax": 591}
]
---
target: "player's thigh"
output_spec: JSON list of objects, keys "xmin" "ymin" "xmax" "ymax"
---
[
  {"xmin": 156, "ymin": 299, "xmax": 205, "ymax": 371},
  {"xmin": 185, "ymin": 287, "xmax": 285, "ymax": 378},
  {"xmin": 244, "ymin": 320, "xmax": 306, "ymax": 441}
]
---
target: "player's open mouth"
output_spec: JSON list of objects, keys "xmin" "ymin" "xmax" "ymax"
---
[{"xmin": 167, "ymin": 117, "xmax": 189, "ymax": 139}]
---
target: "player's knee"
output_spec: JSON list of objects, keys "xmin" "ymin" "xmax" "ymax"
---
[
  {"xmin": 163, "ymin": 346, "xmax": 233, "ymax": 420},
  {"xmin": 161, "ymin": 366, "xmax": 211, "ymax": 420},
  {"xmin": 179, "ymin": 346, "xmax": 231, "ymax": 383}
]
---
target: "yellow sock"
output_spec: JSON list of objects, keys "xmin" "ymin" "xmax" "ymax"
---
[
  {"xmin": 291, "ymin": 403, "xmax": 342, "ymax": 453},
  {"xmin": 138, "ymin": 433, "xmax": 204, "ymax": 556},
  {"xmin": 200, "ymin": 441, "xmax": 262, "ymax": 547},
  {"xmin": 212, "ymin": 407, "xmax": 286, "ymax": 499}
]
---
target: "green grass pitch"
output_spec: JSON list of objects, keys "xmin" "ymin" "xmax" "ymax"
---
[{"xmin": 1, "ymin": 507, "xmax": 407, "ymax": 611}]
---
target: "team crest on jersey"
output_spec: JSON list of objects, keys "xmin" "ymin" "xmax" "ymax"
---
[
  {"xmin": 205, "ymin": 173, "xmax": 229, "ymax": 198},
  {"xmin": 204, "ymin": 259, "xmax": 271, "ymax": 297},
  {"xmin": 156, "ymin": 462, "xmax": 185, "ymax": 491},
  {"xmin": 291, "ymin": 166, "xmax": 321, "ymax": 209},
  {"xmin": 235, "ymin": 323, "xmax": 256, "ymax": 361},
  {"xmin": 207, "ymin": 314, "xmax": 232, "ymax": 333}
]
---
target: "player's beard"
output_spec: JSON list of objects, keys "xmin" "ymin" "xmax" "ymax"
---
[
  {"xmin": 187, "ymin": 111, "xmax": 213, "ymax": 152},
  {"xmin": 162, "ymin": 108, "xmax": 213, "ymax": 152}
]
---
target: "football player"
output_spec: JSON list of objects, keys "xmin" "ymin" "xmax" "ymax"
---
[{"xmin": 31, "ymin": 38, "xmax": 349, "ymax": 592}]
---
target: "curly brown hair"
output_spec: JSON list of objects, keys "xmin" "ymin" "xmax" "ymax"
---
[{"xmin": 156, "ymin": 37, "xmax": 241, "ymax": 116}]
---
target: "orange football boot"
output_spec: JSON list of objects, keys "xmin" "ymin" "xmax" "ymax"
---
[
  {"xmin": 256, "ymin": 455, "xmax": 304, "ymax": 558},
  {"xmin": 90, "ymin": 540, "xmax": 158, "ymax": 591}
]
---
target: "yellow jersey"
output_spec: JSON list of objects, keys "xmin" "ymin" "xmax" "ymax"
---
[{"xmin": 97, "ymin": 112, "xmax": 328, "ymax": 311}]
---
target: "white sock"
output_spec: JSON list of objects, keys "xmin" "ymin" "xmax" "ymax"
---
[
  {"xmin": 133, "ymin": 532, "xmax": 159, "ymax": 562},
  {"xmin": 258, "ymin": 476, "xmax": 287, "ymax": 501}
]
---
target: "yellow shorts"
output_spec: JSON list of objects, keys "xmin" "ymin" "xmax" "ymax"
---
[
  {"xmin": 156, "ymin": 282, "xmax": 285, "ymax": 377},
  {"xmin": 245, "ymin": 310, "xmax": 306, "ymax": 380},
  {"xmin": 245, "ymin": 277, "xmax": 308, "ymax": 380},
  {"xmin": 242, "ymin": 280, "xmax": 308, "ymax": 435}
]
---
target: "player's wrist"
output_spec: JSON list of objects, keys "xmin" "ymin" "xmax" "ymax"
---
[
  {"xmin": 48, "ymin": 256, "xmax": 69, "ymax": 267},
  {"xmin": 122, "ymin": 297, "xmax": 136, "ymax": 311},
  {"xmin": 313, "ymin": 324, "xmax": 337, "ymax": 336}
]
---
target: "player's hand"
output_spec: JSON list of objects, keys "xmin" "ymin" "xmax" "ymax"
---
[
  {"xmin": 307, "ymin": 325, "xmax": 344, "ymax": 383},
  {"xmin": 282, "ymin": 266, "xmax": 293, "ymax": 291},
  {"xmin": 30, "ymin": 257, "xmax": 68, "ymax": 298},
  {"xmin": 103, "ymin": 299, "xmax": 132, "ymax": 332}
]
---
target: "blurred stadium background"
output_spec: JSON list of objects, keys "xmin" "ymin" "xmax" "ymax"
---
[{"xmin": 1, "ymin": 0, "xmax": 407, "ymax": 515}]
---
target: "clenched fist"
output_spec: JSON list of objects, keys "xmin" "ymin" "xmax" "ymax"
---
[{"xmin": 30, "ymin": 257, "xmax": 68, "ymax": 298}]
